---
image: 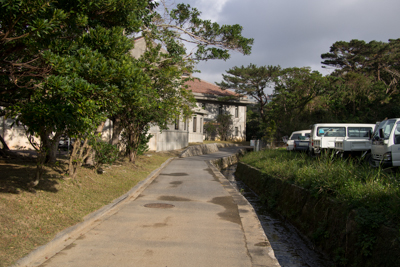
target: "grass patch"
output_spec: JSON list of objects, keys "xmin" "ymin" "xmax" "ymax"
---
[
  {"xmin": 0, "ymin": 150, "xmax": 179, "ymax": 267},
  {"xmin": 241, "ymin": 149, "xmax": 400, "ymax": 259}
]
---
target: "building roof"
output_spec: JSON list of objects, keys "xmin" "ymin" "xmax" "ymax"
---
[{"xmin": 185, "ymin": 79, "xmax": 237, "ymax": 97}]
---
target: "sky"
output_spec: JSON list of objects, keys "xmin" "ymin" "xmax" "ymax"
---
[{"xmin": 165, "ymin": 0, "xmax": 400, "ymax": 94}]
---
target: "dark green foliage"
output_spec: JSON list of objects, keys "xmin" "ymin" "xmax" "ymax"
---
[
  {"xmin": 267, "ymin": 67, "xmax": 328, "ymax": 138},
  {"xmin": 238, "ymin": 38, "xmax": 400, "ymax": 142},
  {"xmin": 1, "ymin": 0, "xmax": 254, "ymax": 169},
  {"xmin": 137, "ymin": 127, "xmax": 153, "ymax": 156},
  {"xmin": 204, "ymin": 121, "xmax": 217, "ymax": 140},
  {"xmin": 245, "ymin": 108, "xmax": 263, "ymax": 140},
  {"xmin": 215, "ymin": 113, "xmax": 233, "ymax": 141},
  {"xmin": 217, "ymin": 64, "xmax": 280, "ymax": 123},
  {"xmin": 355, "ymin": 208, "xmax": 385, "ymax": 257},
  {"xmin": 92, "ymin": 141, "xmax": 120, "ymax": 168}
]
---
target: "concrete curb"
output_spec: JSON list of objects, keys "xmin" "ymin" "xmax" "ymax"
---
[
  {"xmin": 207, "ymin": 158, "xmax": 280, "ymax": 267},
  {"xmin": 12, "ymin": 157, "xmax": 176, "ymax": 267}
]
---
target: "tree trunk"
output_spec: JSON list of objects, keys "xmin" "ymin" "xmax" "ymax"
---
[
  {"xmin": 127, "ymin": 130, "xmax": 139, "ymax": 164},
  {"xmin": 110, "ymin": 116, "xmax": 123, "ymax": 145},
  {"xmin": 31, "ymin": 140, "xmax": 47, "ymax": 188},
  {"xmin": 0, "ymin": 134, "xmax": 10, "ymax": 150},
  {"xmin": 126, "ymin": 122, "xmax": 142, "ymax": 164},
  {"xmin": 85, "ymin": 122, "xmax": 106, "ymax": 166},
  {"xmin": 68, "ymin": 138, "xmax": 92, "ymax": 179},
  {"xmin": 40, "ymin": 131, "xmax": 61, "ymax": 164},
  {"xmin": 47, "ymin": 136, "xmax": 60, "ymax": 163}
]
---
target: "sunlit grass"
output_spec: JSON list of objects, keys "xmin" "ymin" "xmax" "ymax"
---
[
  {"xmin": 0, "ymin": 150, "xmax": 179, "ymax": 267},
  {"xmin": 241, "ymin": 149, "xmax": 400, "ymax": 227}
]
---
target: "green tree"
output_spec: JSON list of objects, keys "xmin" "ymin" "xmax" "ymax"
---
[
  {"xmin": 245, "ymin": 106, "xmax": 263, "ymax": 140},
  {"xmin": 216, "ymin": 64, "xmax": 280, "ymax": 123},
  {"xmin": 321, "ymin": 39, "xmax": 400, "ymax": 97},
  {"xmin": 2, "ymin": 0, "xmax": 156, "ymax": 180},
  {"xmin": 215, "ymin": 113, "xmax": 233, "ymax": 141},
  {"xmin": 1, "ymin": 0, "xmax": 254, "ymax": 174},
  {"xmin": 268, "ymin": 67, "xmax": 328, "ymax": 137},
  {"xmin": 320, "ymin": 39, "xmax": 400, "ymax": 123},
  {"xmin": 204, "ymin": 121, "xmax": 217, "ymax": 141},
  {"xmin": 111, "ymin": 1, "xmax": 254, "ymax": 163}
]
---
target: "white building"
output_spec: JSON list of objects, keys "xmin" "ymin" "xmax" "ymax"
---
[{"xmin": 185, "ymin": 78, "xmax": 251, "ymax": 142}]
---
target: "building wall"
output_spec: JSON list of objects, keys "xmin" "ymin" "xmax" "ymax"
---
[
  {"xmin": 0, "ymin": 116, "xmax": 38, "ymax": 150},
  {"xmin": 188, "ymin": 114, "xmax": 204, "ymax": 143},
  {"xmin": 1, "ymin": 117, "xmax": 113, "ymax": 150},
  {"xmin": 1, "ymin": 101, "xmax": 245, "ymax": 152},
  {"xmin": 101, "ymin": 119, "xmax": 113, "ymax": 142},
  {"xmin": 148, "ymin": 120, "xmax": 189, "ymax": 152},
  {"xmin": 199, "ymin": 102, "xmax": 247, "ymax": 141}
]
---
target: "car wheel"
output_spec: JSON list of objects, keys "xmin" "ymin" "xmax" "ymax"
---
[{"xmin": 367, "ymin": 154, "xmax": 378, "ymax": 168}]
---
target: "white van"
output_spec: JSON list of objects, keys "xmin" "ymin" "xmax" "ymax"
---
[
  {"xmin": 334, "ymin": 124, "xmax": 377, "ymax": 157},
  {"xmin": 370, "ymin": 118, "xmax": 400, "ymax": 167},
  {"xmin": 309, "ymin": 123, "xmax": 375, "ymax": 155},
  {"xmin": 286, "ymin": 130, "xmax": 311, "ymax": 151}
]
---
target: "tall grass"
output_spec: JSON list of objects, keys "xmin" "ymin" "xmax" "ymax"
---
[{"xmin": 241, "ymin": 149, "xmax": 400, "ymax": 229}]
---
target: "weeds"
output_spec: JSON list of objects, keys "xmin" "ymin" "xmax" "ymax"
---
[{"xmin": 241, "ymin": 149, "xmax": 400, "ymax": 257}]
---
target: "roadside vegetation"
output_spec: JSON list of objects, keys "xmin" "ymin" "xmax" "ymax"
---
[
  {"xmin": 240, "ymin": 149, "xmax": 400, "ymax": 263},
  {"xmin": 221, "ymin": 40, "xmax": 400, "ymax": 144},
  {"xmin": 0, "ymin": 0, "xmax": 253, "ymax": 186},
  {"xmin": 0, "ymin": 150, "xmax": 179, "ymax": 267}
]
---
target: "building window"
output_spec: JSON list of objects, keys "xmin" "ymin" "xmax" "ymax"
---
[
  {"xmin": 193, "ymin": 116, "xmax": 197, "ymax": 132},
  {"xmin": 175, "ymin": 117, "xmax": 179, "ymax": 130},
  {"xmin": 235, "ymin": 106, "xmax": 239, "ymax": 118},
  {"xmin": 218, "ymin": 104, "xmax": 223, "ymax": 114},
  {"xmin": 200, "ymin": 118, "xmax": 203, "ymax": 133},
  {"xmin": 235, "ymin": 127, "xmax": 238, "ymax": 136},
  {"xmin": 202, "ymin": 103, "xmax": 206, "ymax": 109}
]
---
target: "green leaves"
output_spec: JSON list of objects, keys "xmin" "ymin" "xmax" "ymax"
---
[
  {"xmin": 217, "ymin": 64, "xmax": 281, "ymax": 123},
  {"xmin": 148, "ymin": 2, "xmax": 253, "ymax": 63}
]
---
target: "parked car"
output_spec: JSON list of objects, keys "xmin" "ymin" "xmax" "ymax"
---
[
  {"xmin": 286, "ymin": 130, "xmax": 311, "ymax": 151},
  {"xmin": 293, "ymin": 136, "xmax": 310, "ymax": 152},
  {"xmin": 334, "ymin": 124, "xmax": 377, "ymax": 158},
  {"xmin": 370, "ymin": 118, "xmax": 400, "ymax": 167},
  {"xmin": 309, "ymin": 123, "xmax": 375, "ymax": 156},
  {"xmin": 58, "ymin": 136, "xmax": 73, "ymax": 150}
]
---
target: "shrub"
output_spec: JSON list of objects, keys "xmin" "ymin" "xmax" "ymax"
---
[{"xmin": 92, "ymin": 141, "xmax": 119, "ymax": 169}]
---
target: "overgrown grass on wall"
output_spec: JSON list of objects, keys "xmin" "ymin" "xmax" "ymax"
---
[
  {"xmin": 240, "ymin": 149, "xmax": 400, "ymax": 265},
  {"xmin": 241, "ymin": 150, "xmax": 400, "ymax": 225}
]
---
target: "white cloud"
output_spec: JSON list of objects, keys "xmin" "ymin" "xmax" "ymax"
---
[{"xmin": 194, "ymin": 0, "xmax": 230, "ymax": 20}]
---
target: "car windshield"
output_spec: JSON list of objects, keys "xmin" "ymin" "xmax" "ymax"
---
[
  {"xmin": 317, "ymin": 127, "xmax": 346, "ymax": 137},
  {"xmin": 290, "ymin": 133, "xmax": 302, "ymax": 140},
  {"xmin": 347, "ymin": 127, "xmax": 373, "ymax": 137},
  {"xmin": 373, "ymin": 119, "xmax": 396, "ymax": 140}
]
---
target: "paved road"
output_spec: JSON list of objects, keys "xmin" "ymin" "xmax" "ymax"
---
[{"xmin": 35, "ymin": 147, "xmax": 280, "ymax": 267}]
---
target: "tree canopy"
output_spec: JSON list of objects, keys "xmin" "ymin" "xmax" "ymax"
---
[
  {"xmin": 237, "ymin": 38, "xmax": 400, "ymax": 141},
  {"xmin": 216, "ymin": 64, "xmax": 280, "ymax": 123},
  {"xmin": 0, "ymin": 0, "xmax": 254, "ymax": 179}
]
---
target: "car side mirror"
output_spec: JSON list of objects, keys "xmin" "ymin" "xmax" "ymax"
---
[{"xmin": 379, "ymin": 128, "xmax": 384, "ymax": 139}]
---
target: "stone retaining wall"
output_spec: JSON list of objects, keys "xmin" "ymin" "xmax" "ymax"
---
[
  {"xmin": 235, "ymin": 162, "xmax": 400, "ymax": 267},
  {"xmin": 179, "ymin": 143, "xmax": 239, "ymax": 158},
  {"xmin": 208, "ymin": 149, "xmax": 246, "ymax": 170}
]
